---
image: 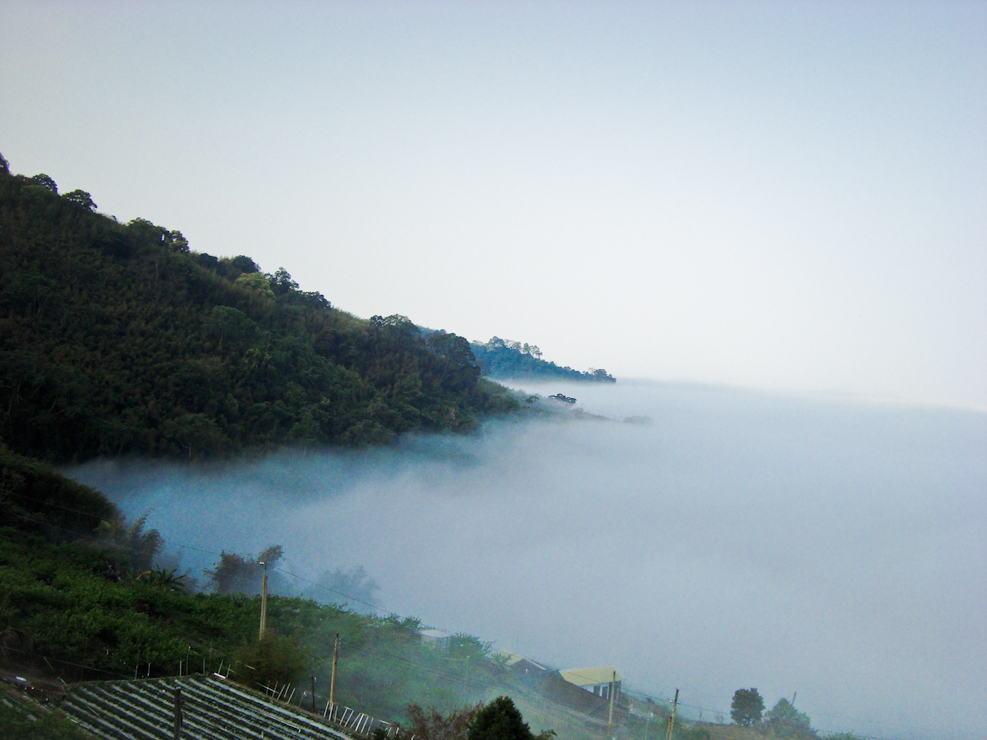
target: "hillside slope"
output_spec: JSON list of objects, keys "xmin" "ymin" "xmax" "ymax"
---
[
  {"xmin": 471, "ymin": 338, "xmax": 615, "ymax": 383},
  {"xmin": 0, "ymin": 156, "xmax": 518, "ymax": 463}
]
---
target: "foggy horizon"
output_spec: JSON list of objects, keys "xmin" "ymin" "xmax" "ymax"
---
[{"xmin": 68, "ymin": 380, "xmax": 987, "ymax": 740}]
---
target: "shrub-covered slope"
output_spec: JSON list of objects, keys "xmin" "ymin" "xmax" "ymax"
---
[
  {"xmin": 0, "ymin": 157, "xmax": 518, "ymax": 463},
  {"xmin": 471, "ymin": 338, "xmax": 615, "ymax": 383}
]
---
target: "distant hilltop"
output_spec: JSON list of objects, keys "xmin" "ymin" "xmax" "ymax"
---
[{"xmin": 470, "ymin": 337, "xmax": 615, "ymax": 383}]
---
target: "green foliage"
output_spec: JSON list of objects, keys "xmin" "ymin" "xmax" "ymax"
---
[
  {"xmin": 61, "ymin": 190, "xmax": 96, "ymax": 211},
  {"xmin": 731, "ymin": 688, "xmax": 765, "ymax": 727},
  {"xmin": 405, "ymin": 702, "xmax": 483, "ymax": 740},
  {"xmin": 134, "ymin": 567, "xmax": 188, "ymax": 593},
  {"xmin": 205, "ymin": 545, "xmax": 284, "ymax": 595},
  {"xmin": 449, "ymin": 633, "xmax": 492, "ymax": 662},
  {"xmin": 29, "ymin": 173, "xmax": 57, "ymax": 193},
  {"xmin": 0, "ymin": 443, "xmax": 119, "ymax": 538},
  {"xmin": 0, "ymin": 589, "xmax": 32, "ymax": 659},
  {"xmin": 232, "ymin": 632, "xmax": 310, "ymax": 690},
  {"xmin": 235, "ymin": 270, "xmax": 276, "ymax": 299},
  {"xmin": 763, "ymin": 697, "xmax": 814, "ymax": 738},
  {"xmin": 96, "ymin": 511, "xmax": 163, "ymax": 573},
  {"xmin": 468, "ymin": 696, "xmax": 543, "ymax": 740},
  {"xmin": 470, "ymin": 338, "xmax": 614, "ymax": 383},
  {"xmin": 0, "ymin": 163, "xmax": 520, "ymax": 464},
  {"xmin": 0, "ymin": 689, "xmax": 89, "ymax": 739},
  {"xmin": 673, "ymin": 726, "xmax": 710, "ymax": 740}
]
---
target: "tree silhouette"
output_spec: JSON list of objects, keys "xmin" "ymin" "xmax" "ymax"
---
[
  {"xmin": 731, "ymin": 688, "xmax": 764, "ymax": 727},
  {"xmin": 468, "ymin": 697, "xmax": 537, "ymax": 740}
]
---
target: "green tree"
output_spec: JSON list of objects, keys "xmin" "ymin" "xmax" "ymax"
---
[
  {"xmin": 467, "ymin": 697, "xmax": 551, "ymax": 740},
  {"xmin": 29, "ymin": 173, "xmax": 57, "ymax": 193},
  {"xmin": 232, "ymin": 633, "xmax": 309, "ymax": 690},
  {"xmin": 731, "ymin": 688, "xmax": 764, "ymax": 727},
  {"xmin": 206, "ymin": 545, "xmax": 284, "ymax": 595},
  {"xmin": 235, "ymin": 271, "xmax": 276, "ymax": 299},
  {"xmin": 96, "ymin": 511, "xmax": 163, "ymax": 572},
  {"xmin": 62, "ymin": 189, "xmax": 96, "ymax": 211},
  {"xmin": 763, "ymin": 698, "xmax": 814, "ymax": 738},
  {"xmin": 406, "ymin": 703, "xmax": 483, "ymax": 740}
]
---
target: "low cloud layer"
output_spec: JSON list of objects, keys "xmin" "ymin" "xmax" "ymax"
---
[{"xmin": 69, "ymin": 381, "xmax": 986, "ymax": 740}]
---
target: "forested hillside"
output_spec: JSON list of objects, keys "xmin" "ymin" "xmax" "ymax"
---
[
  {"xmin": 471, "ymin": 337, "xmax": 615, "ymax": 382},
  {"xmin": 0, "ymin": 154, "xmax": 519, "ymax": 463}
]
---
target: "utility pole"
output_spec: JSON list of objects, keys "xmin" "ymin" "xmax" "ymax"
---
[
  {"xmin": 329, "ymin": 634, "xmax": 340, "ymax": 707},
  {"xmin": 258, "ymin": 561, "xmax": 269, "ymax": 639},
  {"xmin": 606, "ymin": 671, "xmax": 616, "ymax": 740},
  {"xmin": 311, "ymin": 676, "xmax": 317, "ymax": 713},
  {"xmin": 665, "ymin": 689, "xmax": 679, "ymax": 740}
]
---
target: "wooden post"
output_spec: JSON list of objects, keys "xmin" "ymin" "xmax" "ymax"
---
[
  {"xmin": 665, "ymin": 689, "xmax": 679, "ymax": 740},
  {"xmin": 259, "ymin": 561, "xmax": 269, "ymax": 639},
  {"xmin": 330, "ymin": 634, "xmax": 339, "ymax": 705},
  {"xmin": 607, "ymin": 671, "xmax": 616, "ymax": 740},
  {"xmin": 173, "ymin": 687, "xmax": 183, "ymax": 740}
]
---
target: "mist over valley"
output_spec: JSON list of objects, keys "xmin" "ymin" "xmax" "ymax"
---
[
  {"xmin": 68, "ymin": 381, "xmax": 987, "ymax": 740},
  {"xmin": 3, "ymin": 4, "xmax": 984, "ymax": 737}
]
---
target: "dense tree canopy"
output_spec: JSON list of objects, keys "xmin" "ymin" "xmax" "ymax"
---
[{"xmin": 0, "ymin": 159, "xmax": 520, "ymax": 463}]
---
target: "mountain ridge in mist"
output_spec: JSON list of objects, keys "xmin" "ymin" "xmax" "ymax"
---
[{"xmin": 0, "ymin": 156, "xmax": 551, "ymax": 464}]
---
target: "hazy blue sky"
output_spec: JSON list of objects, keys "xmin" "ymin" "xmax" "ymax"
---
[{"xmin": 2, "ymin": 1, "xmax": 985, "ymax": 406}]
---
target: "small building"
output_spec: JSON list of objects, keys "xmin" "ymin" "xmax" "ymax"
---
[
  {"xmin": 559, "ymin": 666, "xmax": 624, "ymax": 701},
  {"xmin": 419, "ymin": 629, "xmax": 452, "ymax": 650}
]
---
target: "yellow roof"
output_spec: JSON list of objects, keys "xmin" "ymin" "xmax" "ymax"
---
[{"xmin": 559, "ymin": 665, "xmax": 624, "ymax": 686}]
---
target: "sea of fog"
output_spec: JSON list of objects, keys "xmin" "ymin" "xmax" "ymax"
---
[{"xmin": 67, "ymin": 380, "xmax": 987, "ymax": 740}]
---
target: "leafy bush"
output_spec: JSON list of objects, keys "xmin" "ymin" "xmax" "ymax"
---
[
  {"xmin": 232, "ymin": 633, "xmax": 310, "ymax": 690},
  {"xmin": 0, "ymin": 690, "xmax": 88, "ymax": 739}
]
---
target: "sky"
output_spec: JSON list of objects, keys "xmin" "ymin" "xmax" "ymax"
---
[
  {"xmin": 70, "ymin": 381, "xmax": 987, "ymax": 740},
  {"xmin": 2, "ymin": 0, "xmax": 985, "ymax": 407}
]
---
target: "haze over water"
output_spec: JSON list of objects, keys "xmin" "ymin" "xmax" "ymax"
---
[{"xmin": 70, "ymin": 381, "xmax": 987, "ymax": 740}]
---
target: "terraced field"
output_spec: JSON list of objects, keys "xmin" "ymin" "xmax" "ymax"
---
[{"xmin": 59, "ymin": 676, "xmax": 363, "ymax": 740}]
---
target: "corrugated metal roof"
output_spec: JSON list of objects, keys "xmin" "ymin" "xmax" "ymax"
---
[
  {"xmin": 59, "ymin": 676, "xmax": 358, "ymax": 740},
  {"xmin": 559, "ymin": 666, "xmax": 624, "ymax": 687}
]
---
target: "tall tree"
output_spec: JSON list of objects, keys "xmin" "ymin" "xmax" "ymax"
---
[
  {"xmin": 731, "ymin": 688, "xmax": 765, "ymax": 727},
  {"xmin": 763, "ymin": 697, "xmax": 814, "ymax": 738},
  {"xmin": 468, "ymin": 697, "xmax": 534, "ymax": 740}
]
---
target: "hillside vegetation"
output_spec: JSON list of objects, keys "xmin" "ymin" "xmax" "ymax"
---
[
  {"xmin": 0, "ymin": 154, "xmax": 522, "ymax": 464},
  {"xmin": 471, "ymin": 338, "xmax": 615, "ymax": 383}
]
